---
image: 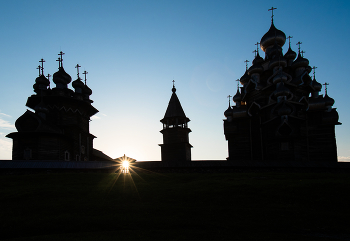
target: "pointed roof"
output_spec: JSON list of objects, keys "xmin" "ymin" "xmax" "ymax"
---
[{"xmin": 161, "ymin": 86, "xmax": 189, "ymax": 123}]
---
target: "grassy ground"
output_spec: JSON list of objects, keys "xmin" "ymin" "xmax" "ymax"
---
[{"xmin": 0, "ymin": 170, "xmax": 349, "ymax": 241}]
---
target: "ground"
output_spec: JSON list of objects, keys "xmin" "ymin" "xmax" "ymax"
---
[{"xmin": 1, "ymin": 171, "xmax": 349, "ymax": 240}]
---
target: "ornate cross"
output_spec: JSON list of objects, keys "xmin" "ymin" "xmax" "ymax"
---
[
  {"xmin": 268, "ymin": 7, "xmax": 277, "ymax": 22},
  {"xmin": 323, "ymin": 82, "xmax": 329, "ymax": 95},
  {"xmin": 255, "ymin": 42, "xmax": 260, "ymax": 53},
  {"xmin": 300, "ymin": 50, "xmax": 305, "ymax": 57},
  {"xmin": 36, "ymin": 65, "xmax": 41, "ymax": 76},
  {"xmin": 227, "ymin": 95, "xmax": 232, "ymax": 107},
  {"xmin": 83, "ymin": 70, "xmax": 88, "ymax": 85},
  {"xmin": 287, "ymin": 36, "xmax": 293, "ymax": 47},
  {"xmin": 311, "ymin": 66, "xmax": 317, "ymax": 79},
  {"xmin": 56, "ymin": 57, "xmax": 61, "ymax": 68},
  {"xmin": 172, "ymin": 79, "xmax": 175, "ymax": 88},
  {"xmin": 244, "ymin": 60, "xmax": 250, "ymax": 70},
  {"xmin": 47, "ymin": 73, "xmax": 51, "ymax": 80},
  {"xmin": 296, "ymin": 41, "xmax": 302, "ymax": 54},
  {"xmin": 236, "ymin": 79, "xmax": 240, "ymax": 89},
  {"xmin": 58, "ymin": 51, "xmax": 65, "ymax": 67},
  {"xmin": 75, "ymin": 64, "xmax": 81, "ymax": 78},
  {"xmin": 253, "ymin": 50, "xmax": 257, "ymax": 57},
  {"xmin": 39, "ymin": 59, "xmax": 45, "ymax": 75}
]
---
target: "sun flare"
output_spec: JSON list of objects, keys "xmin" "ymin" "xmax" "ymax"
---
[{"xmin": 122, "ymin": 160, "xmax": 129, "ymax": 169}]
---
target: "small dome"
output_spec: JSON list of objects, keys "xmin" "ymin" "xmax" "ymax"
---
[
  {"xmin": 260, "ymin": 22, "xmax": 286, "ymax": 52},
  {"xmin": 324, "ymin": 94, "xmax": 335, "ymax": 106},
  {"xmin": 252, "ymin": 52, "xmax": 264, "ymax": 66},
  {"xmin": 233, "ymin": 89, "xmax": 242, "ymax": 102},
  {"xmin": 35, "ymin": 75, "xmax": 50, "ymax": 86},
  {"xmin": 224, "ymin": 107, "xmax": 233, "ymax": 117},
  {"xmin": 312, "ymin": 78, "xmax": 322, "ymax": 92},
  {"xmin": 248, "ymin": 63, "xmax": 264, "ymax": 75},
  {"xmin": 72, "ymin": 77, "xmax": 85, "ymax": 89},
  {"xmin": 291, "ymin": 53, "xmax": 309, "ymax": 69},
  {"xmin": 53, "ymin": 67, "xmax": 72, "ymax": 85},
  {"xmin": 284, "ymin": 46, "xmax": 297, "ymax": 60},
  {"xmin": 83, "ymin": 84, "xmax": 92, "ymax": 96},
  {"xmin": 240, "ymin": 70, "xmax": 250, "ymax": 85}
]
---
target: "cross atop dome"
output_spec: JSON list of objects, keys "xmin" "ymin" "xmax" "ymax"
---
[
  {"xmin": 244, "ymin": 60, "xmax": 250, "ymax": 70},
  {"xmin": 83, "ymin": 70, "xmax": 88, "ymax": 85},
  {"xmin": 268, "ymin": 7, "xmax": 277, "ymax": 23},
  {"xmin": 75, "ymin": 64, "xmax": 81, "ymax": 79},
  {"xmin": 312, "ymin": 66, "xmax": 317, "ymax": 79},
  {"xmin": 296, "ymin": 41, "xmax": 302, "ymax": 54},
  {"xmin": 39, "ymin": 59, "xmax": 45, "ymax": 75},
  {"xmin": 287, "ymin": 36, "xmax": 293, "ymax": 47}
]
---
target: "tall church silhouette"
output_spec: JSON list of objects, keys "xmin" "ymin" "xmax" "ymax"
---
[{"xmin": 223, "ymin": 7, "xmax": 341, "ymax": 162}]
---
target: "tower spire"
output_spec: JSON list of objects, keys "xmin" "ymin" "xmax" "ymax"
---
[{"xmin": 172, "ymin": 80, "xmax": 176, "ymax": 93}]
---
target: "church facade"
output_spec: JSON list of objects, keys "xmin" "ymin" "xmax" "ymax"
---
[
  {"xmin": 6, "ymin": 52, "xmax": 99, "ymax": 161},
  {"xmin": 224, "ymin": 12, "xmax": 341, "ymax": 162}
]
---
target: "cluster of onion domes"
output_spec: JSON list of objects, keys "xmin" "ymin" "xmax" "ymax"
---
[{"xmin": 32, "ymin": 53, "xmax": 93, "ymax": 102}]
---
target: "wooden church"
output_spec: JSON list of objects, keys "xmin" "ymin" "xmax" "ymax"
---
[
  {"xmin": 6, "ymin": 52, "xmax": 101, "ymax": 161},
  {"xmin": 223, "ymin": 9, "xmax": 341, "ymax": 162},
  {"xmin": 159, "ymin": 82, "xmax": 192, "ymax": 163}
]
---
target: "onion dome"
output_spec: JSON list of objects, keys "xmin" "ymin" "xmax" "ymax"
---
[
  {"xmin": 260, "ymin": 22, "xmax": 286, "ymax": 52},
  {"xmin": 278, "ymin": 102, "xmax": 292, "ymax": 116},
  {"xmin": 312, "ymin": 78, "xmax": 322, "ymax": 92},
  {"xmin": 53, "ymin": 67, "xmax": 72, "ymax": 87},
  {"xmin": 33, "ymin": 75, "xmax": 50, "ymax": 93},
  {"xmin": 224, "ymin": 107, "xmax": 233, "ymax": 117},
  {"xmin": 291, "ymin": 53, "xmax": 309, "ymax": 69},
  {"xmin": 324, "ymin": 94, "xmax": 335, "ymax": 107},
  {"xmin": 233, "ymin": 89, "xmax": 242, "ymax": 103},
  {"xmin": 269, "ymin": 56, "xmax": 287, "ymax": 69},
  {"xmin": 274, "ymin": 83, "xmax": 292, "ymax": 97},
  {"xmin": 240, "ymin": 70, "xmax": 250, "ymax": 85},
  {"xmin": 72, "ymin": 77, "xmax": 85, "ymax": 93},
  {"xmin": 284, "ymin": 46, "xmax": 297, "ymax": 60},
  {"xmin": 248, "ymin": 63, "xmax": 264, "ymax": 75},
  {"xmin": 272, "ymin": 72, "xmax": 288, "ymax": 84},
  {"xmin": 252, "ymin": 52, "xmax": 264, "ymax": 66},
  {"xmin": 83, "ymin": 84, "xmax": 92, "ymax": 102}
]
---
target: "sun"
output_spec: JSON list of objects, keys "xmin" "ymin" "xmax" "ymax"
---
[{"xmin": 122, "ymin": 160, "xmax": 129, "ymax": 169}]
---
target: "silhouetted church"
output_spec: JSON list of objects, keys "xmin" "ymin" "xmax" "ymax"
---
[
  {"xmin": 6, "ymin": 52, "xmax": 103, "ymax": 161},
  {"xmin": 224, "ymin": 8, "xmax": 341, "ymax": 162},
  {"xmin": 159, "ymin": 82, "xmax": 192, "ymax": 163}
]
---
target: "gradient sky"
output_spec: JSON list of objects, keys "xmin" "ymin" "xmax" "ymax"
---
[{"xmin": 1, "ymin": 0, "xmax": 349, "ymax": 161}]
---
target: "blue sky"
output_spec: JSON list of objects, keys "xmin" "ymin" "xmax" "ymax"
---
[{"xmin": 1, "ymin": 0, "xmax": 349, "ymax": 161}]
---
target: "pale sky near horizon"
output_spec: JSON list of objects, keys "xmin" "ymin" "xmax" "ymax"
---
[{"xmin": 1, "ymin": 0, "xmax": 350, "ymax": 161}]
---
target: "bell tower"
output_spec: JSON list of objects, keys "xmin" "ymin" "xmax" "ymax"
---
[{"xmin": 159, "ymin": 81, "xmax": 192, "ymax": 163}]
